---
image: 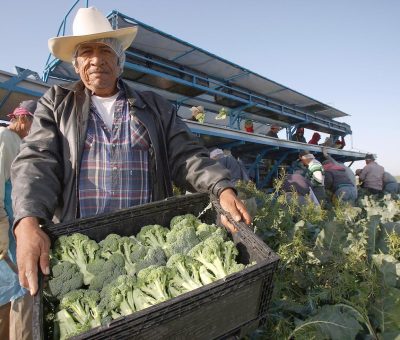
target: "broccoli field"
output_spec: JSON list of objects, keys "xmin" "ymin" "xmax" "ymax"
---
[
  {"xmin": 44, "ymin": 214, "xmax": 250, "ymax": 339},
  {"xmin": 236, "ymin": 180, "xmax": 400, "ymax": 340}
]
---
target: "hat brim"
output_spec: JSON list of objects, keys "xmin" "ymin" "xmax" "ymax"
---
[{"xmin": 48, "ymin": 26, "xmax": 138, "ymax": 62}]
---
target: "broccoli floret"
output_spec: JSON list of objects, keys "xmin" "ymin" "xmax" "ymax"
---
[
  {"xmin": 60, "ymin": 289, "xmax": 102, "ymax": 328},
  {"xmin": 136, "ymin": 225, "xmax": 169, "ymax": 249},
  {"xmin": 99, "ymin": 234, "xmax": 143, "ymax": 276},
  {"xmin": 136, "ymin": 265, "xmax": 172, "ymax": 302},
  {"xmin": 195, "ymin": 223, "xmax": 228, "ymax": 241},
  {"xmin": 188, "ymin": 235, "xmax": 244, "ymax": 282},
  {"xmin": 53, "ymin": 233, "xmax": 99, "ymax": 285},
  {"xmin": 131, "ymin": 287, "xmax": 158, "ymax": 311},
  {"xmin": 55, "ymin": 309, "xmax": 90, "ymax": 340},
  {"xmin": 88, "ymin": 254, "xmax": 126, "ymax": 291},
  {"xmin": 165, "ymin": 223, "xmax": 200, "ymax": 257},
  {"xmin": 166, "ymin": 254, "xmax": 203, "ymax": 297},
  {"xmin": 170, "ymin": 214, "xmax": 201, "ymax": 229},
  {"xmin": 47, "ymin": 262, "xmax": 84, "ymax": 301}
]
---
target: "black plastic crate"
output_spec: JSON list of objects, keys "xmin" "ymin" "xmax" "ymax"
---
[{"xmin": 33, "ymin": 193, "xmax": 279, "ymax": 340}]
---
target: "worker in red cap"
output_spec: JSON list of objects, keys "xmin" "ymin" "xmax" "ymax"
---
[{"xmin": 308, "ymin": 132, "xmax": 321, "ymax": 145}]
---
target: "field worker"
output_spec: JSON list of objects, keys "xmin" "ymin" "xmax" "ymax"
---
[
  {"xmin": 383, "ymin": 171, "xmax": 399, "ymax": 194},
  {"xmin": 291, "ymin": 127, "xmax": 306, "ymax": 143},
  {"xmin": 0, "ymin": 100, "xmax": 36, "ymax": 340},
  {"xmin": 323, "ymin": 161, "xmax": 357, "ymax": 204},
  {"xmin": 11, "ymin": 7, "xmax": 251, "ymax": 297},
  {"xmin": 308, "ymin": 132, "xmax": 321, "ymax": 145},
  {"xmin": 322, "ymin": 147, "xmax": 357, "ymax": 187},
  {"xmin": 210, "ymin": 148, "xmax": 250, "ymax": 185},
  {"xmin": 299, "ymin": 151, "xmax": 327, "ymax": 205},
  {"xmin": 266, "ymin": 123, "xmax": 280, "ymax": 138},
  {"xmin": 355, "ymin": 154, "xmax": 384, "ymax": 195}
]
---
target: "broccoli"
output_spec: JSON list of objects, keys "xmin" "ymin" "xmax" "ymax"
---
[
  {"xmin": 170, "ymin": 214, "xmax": 201, "ymax": 229},
  {"xmin": 136, "ymin": 224, "xmax": 169, "ymax": 249},
  {"xmin": 60, "ymin": 289, "xmax": 103, "ymax": 333},
  {"xmin": 88, "ymin": 253, "xmax": 126, "ymax": 291},
  {"xmin": 130, "ymin": 244, "xmax": 166, "ymax": 274},
  {"xmin": 55, "ymin": 308, "xmax": 90, "ymax": 340},
  {"xmin": 99, "ymin": 275, "xmax": 137, "ymax": 319},
  {"xmin": 166, "ymin": 254, "xmax": 203, "ymax": 297},
  {"xmin": 53, "ymin": 233, "xmax": 99, "ymax": 285},
  {"xmin": 165, "ymin": 223, "xmax": 200, "ymax": 257},
  {"xmin": 195, "ymin": 223, "xmax": 228, "ymax": 241},
  {"xmin": 99, "ymin": 234, "xmax": 143, "ymax": 276},
  {"xmin": 188, "ymin": 235, "xmax": 244, "ymax": 283},
  {"xmin": 47, "ymin": 262, "xmax": 84, "ymax": 301},
  {"xmin": 136, "ymin": 265, "xmax": 172, "ymax": 302}
]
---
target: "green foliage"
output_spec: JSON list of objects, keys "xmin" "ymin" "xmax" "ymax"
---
[{"xmin": 247, "ymin": 181, "xmax": 400, "ymax": 339}]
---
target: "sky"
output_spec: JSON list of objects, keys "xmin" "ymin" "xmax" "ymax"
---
[{"xmin": 2, "ymin": 0, "xmax": 399, "ymax": 175}]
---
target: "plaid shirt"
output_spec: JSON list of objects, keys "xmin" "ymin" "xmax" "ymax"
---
[{"xmin": 78, "ymin": 90, "xmax": 151, "ymax": 218}]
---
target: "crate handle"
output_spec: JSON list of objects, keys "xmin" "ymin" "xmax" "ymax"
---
[{"xmin": 210, "ymin": 195, "xmax": 253, "ymax": 236}]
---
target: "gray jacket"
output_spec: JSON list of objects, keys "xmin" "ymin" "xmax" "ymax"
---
[{"xmin": 11, "ymin": 80, "xmax": 232, "ymax": 225}]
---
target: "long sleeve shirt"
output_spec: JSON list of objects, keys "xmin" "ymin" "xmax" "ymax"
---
[{"xmin": 359, "ymin": 161, "xmax": 384, "ymax": 191}]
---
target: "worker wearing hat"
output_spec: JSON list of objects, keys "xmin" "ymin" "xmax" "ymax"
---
[
  {"xmin": 0, "ymin": 100, "xmax": 36, "ymax": 340},
  {"xmin": 266, "ymin": 123, "xmax": 281, "ymax": 138},
  {"xmin": 11, "ymin": 7, "xmax": 251, "ymax": 298}
]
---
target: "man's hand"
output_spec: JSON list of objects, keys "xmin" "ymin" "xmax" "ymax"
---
[
  {"xmin": 14, "ymin": 217, "xmax": 51, "ymax": 296},
  {"xmin": 0, "ymin": 217, "xmax": 10, "ymax": 260},
  {"xmin": 218, "ymin": 188, "xmax": 252, "ymax": 233}
]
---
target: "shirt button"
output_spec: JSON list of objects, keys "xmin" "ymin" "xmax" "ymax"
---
[
  {"xmin": 113, "ymin": 166, "xmax": 118, "ymax": 171},
  {"xmin": 112, "ymin": 144, "xmax": 116, "ymax": 148}
]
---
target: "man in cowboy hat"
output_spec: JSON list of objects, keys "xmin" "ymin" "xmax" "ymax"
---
[{"xmin": 11, "ymin": 7, "xmax": 251, "ymax": 296}]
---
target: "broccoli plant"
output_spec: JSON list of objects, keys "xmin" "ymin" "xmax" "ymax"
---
[
  {"xmin": 130, "ymin": 244, "xmax": 166, "ymax": 274},
  {"xmin": 47, "ymin": 262, "xmax": 84, "ymax": 301},
  {"xmin": 55, "ymin": 308, "xmax": 90, "ymax": 340},
  {"xmin": 53, "ymin": 233, "xmax": 99, "ymax": 285},
  {"xmin": 195, "ymin": 223, "xmax": 228, "ymax": 241}
]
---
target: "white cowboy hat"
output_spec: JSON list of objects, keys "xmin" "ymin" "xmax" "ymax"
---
[{"xmin": 48, "ymin": 7, "xmax": 137, "ymax": 62}]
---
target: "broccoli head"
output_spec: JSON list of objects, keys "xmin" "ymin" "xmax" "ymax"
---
[
  {"xmin": 60, "ymin": 289, "xmax": 103, "ymax": 332},
  {"xmin": 99, "ymin": 275, "xmax": 137, "ymax": 318},
  {"xmin": 136, "ymin": 225, "xmax": 169, "ymax": 249},
  {"xmin": 130, "ymin": 244, "xmax": 167, "ymax": 274},
  {"xmin": 166, "ymin": 254, "xmax": 203, "ymax": 297},
  {"xmin": 99, "ymin": 234, "xmax": 142, "ymax": 276},
  {"xmin": 188, "ymin": 235, "xmax": 244, "ymax": 283},
  {"xmin": 136, "ymin": 265, "xmax": 172, "ymax": 302},
  {"xmin": 165, "ymin": 223, "xmax": 200, "ymax": 258},
  {"xmin": 170, "ymin": 214, "xmax": 201, "ymax": 230},
  {"xmin": 55, "ymin": 308, "xmax": 90, "ymax": 340},
  {"xmin": 47, "ymin": 262, "xmax": 84, "ymax": 301},
  {"xmin": 88, "ymin": 253, "xmax": 126, "ymax": 291},
  {"xmin": 53, "ymin": 233, "xmax": 99, "ymax": 285},
  {"xmin": 195, "ymin": 223, "xmax": 228, "ymax": 241}
]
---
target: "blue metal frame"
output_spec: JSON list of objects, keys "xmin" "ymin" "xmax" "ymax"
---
[{"xmin": 0, "ymin": 70, "xmax": 43, "ymax": 111}]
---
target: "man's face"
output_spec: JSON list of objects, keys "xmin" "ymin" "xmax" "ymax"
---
[{"xmin": 74, "ymin": 42, "xmax": 120, "ymax": 97}]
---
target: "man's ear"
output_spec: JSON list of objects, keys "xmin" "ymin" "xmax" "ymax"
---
[{"xmin": 73, "ymin": 60, "xmax": 80, "ymax": 74}]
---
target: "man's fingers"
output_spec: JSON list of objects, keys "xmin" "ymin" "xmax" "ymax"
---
[
  {"xmin": 220, "ymin": 215, "xmax": 238, "ymax": 233},
  {"xmin": 40, "ymin": 252, "xmax": 50, "ymax": 276},
  {"xmin": 25, "ymin": 267, "xmax": 39, "ymax": 296}
]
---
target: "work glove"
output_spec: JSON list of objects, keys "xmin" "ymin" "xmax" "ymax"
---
[{"xmin": 0, "ymin": 217, "xmax": 9, "ymax": 260}]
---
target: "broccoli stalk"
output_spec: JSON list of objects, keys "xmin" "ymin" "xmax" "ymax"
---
[{"xmin": 56, "ymin": 309, "xmax": 90, "ymax": 340}]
